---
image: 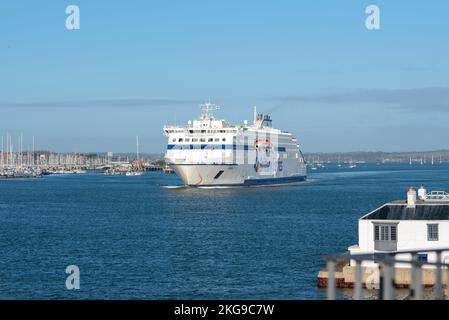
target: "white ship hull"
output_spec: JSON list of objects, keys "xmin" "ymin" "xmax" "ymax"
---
[{"xmin": 170, "ymin": 163, "xmax": 306, "ymax": 186}]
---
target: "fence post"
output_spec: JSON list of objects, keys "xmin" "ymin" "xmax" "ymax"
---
[
  {"xmin": 327, "ymin": 260, "xmax": 336, "ymax": 300},
  {"xmin": 382, "ymin": 261, "xmax": 394, "ymax": 300},
  {"xmin": 446, "ymin": 266, "xmax": 449, "ymax": 300},
  {"xmin": 435, "ymin": 251, "xmax": 442, "ymax": 300},
  {"xmin": 354, "ymin": 260, "xmax": 362, "ymax": 300},
  {"xmin": 411, "ymin": 255, "xmax": 423, "ymax": 300}
]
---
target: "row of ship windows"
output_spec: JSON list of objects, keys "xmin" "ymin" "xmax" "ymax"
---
[
  {"xmin": 165, "ymin": 129, "xmax": 233, "ymax": 134},
  {"xmin": 167, "ymin": 144, "xmax": 288, "ymax": 152},
  {"xmin": 188, "ymin": 130, "xmax": 235, "ymax": 133},
  {"xmin": 172, "ymin": 137, "xmax": 226, "ymax": 143}
]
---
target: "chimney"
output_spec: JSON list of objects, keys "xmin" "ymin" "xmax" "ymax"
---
[
  {"xmin": 418, "ymin": 184, "xmax": 427, "ymax": 200},
  {"xmin": 407, "ymin": 187, "xmax": 417, "ymax": 208}
]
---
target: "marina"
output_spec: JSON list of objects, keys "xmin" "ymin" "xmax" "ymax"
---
[{"xmin": 0, "ymin": 134, "xmax": 168, "ymax": 179}]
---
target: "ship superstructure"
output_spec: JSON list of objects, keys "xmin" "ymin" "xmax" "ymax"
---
[{"xmin": 163, "ymin": 102, "xmax": 306, "ymax": 186}]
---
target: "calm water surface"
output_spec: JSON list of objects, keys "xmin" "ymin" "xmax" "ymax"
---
[{"xmin": 1, "ymin": 163, "xmax": 449, "ymax": 299}]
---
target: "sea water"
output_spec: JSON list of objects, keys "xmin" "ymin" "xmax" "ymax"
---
[{"xmin": 1, "ymin": 163, "xmax": 449, "ymax": 299}]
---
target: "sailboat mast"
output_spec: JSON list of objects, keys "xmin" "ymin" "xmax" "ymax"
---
[
  {"xmin": 32, "ymin": 136, "xmax": 35, "ymax": 168},
  {"xmin": 6, "ymin": 133, "xmax": 8, "ymax": 167},
  {"xmin": 1, "ymin": 135, "xmax": 3, "ymax": 168},
  {"xmin": 20, "ymin": 133, "xmax": 23, "ymax": 168},
  {"xmin": 136, "ymin": 135, "xmax": 139, "ymax": 161}
]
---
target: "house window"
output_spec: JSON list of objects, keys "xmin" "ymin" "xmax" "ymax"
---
[
  {"xmin": 417, "ymin": 254, "xmax": 428, "ymax": 263},
  {"xmin": 192, "ymin": 138, "xmax": 198, "ymax": 142},
  {"xmin": 390, "ymin": 226, "xmax": 397, "ymax": 241},
  {"xmin": 381, "ymin": 225, "xmax": 389, "ymax": 240},
  {"xmin": 427, "ymin": 224, "xmax": 439, "ymax": 241},
  {"xmin": 222, "ymin": 138, "xmax": 226, "ymax": 142},
  {"xmin": 374, "ymin": 225, "xmax": 380, "ymax": 241},
  {"xmin": 208, "ymin": 138, "xmax": 213, "ymax": 142},
  {"xmin": 373, "ymin": 223, "xmax": 398, "ymax": 251},
  {"xmin": 374, "ymin": 225, "xmax": 397, "ymax": 241},
  {"xmin": 185, "ymin": 138, "xmax": 190, "ymax": 142},
  {"xmin": 178, "ymin": 138, "xmax": 183, "ymax": 142}
]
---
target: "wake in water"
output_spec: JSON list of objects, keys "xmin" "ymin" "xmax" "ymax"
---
[
  {"xmin": 161, "ymin": 180, "xmax": 314, "ymax": 189},
  {"xmin": 162, "ymin": 185, "xmax": 244, "ymax": 189},
  {"xmin": 161, "ymin": 185, "xmax": 187, "ymax": 189}
]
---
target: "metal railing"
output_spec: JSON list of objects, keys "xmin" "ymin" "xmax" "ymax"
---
[
  {"xmin": 323, "ymin": 248, "xmax": 449, "ymax": 300},
  {"xmin": 424, "ymin": 191, "xmax": 449, "ymax": 201}
]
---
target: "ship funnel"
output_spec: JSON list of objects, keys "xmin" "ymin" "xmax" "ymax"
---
[
  {"xmin": 253, "ymin": 106, "xmax": 257, "ymax": 124},
  {"xmin": 407, "ymin": 187, "xmax": 417, "ymax": 208}
]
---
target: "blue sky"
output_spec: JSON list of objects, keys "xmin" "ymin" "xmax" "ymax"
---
[{"xmin": 1, "ymin": 1, "xmax": 449, "ymax": 153}]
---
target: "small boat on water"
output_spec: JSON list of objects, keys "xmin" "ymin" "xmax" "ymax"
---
[
  {"xmin": 348, "ymin": 160, "xmax": 357, "ymax": 169},
  {"xmin": 49, "ymin": 169, "xmax": 87, "ymax": 175},
  {"xmin": 104, "ymin": 169, "xmax": 122, "ymax": 176},
  {"xmin": 125, "ymin": 171, "xmax": 143, "ymax": 176}
]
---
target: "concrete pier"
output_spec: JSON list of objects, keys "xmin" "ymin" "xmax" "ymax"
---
[{"xmin": 317, "ymin": 264, "xmax": 449, "ymax": 289}]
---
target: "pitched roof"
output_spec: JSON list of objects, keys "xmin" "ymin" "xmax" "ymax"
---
[{"xmin": 362, "ymin": 202, "xmax": 449, "ymax": 220}]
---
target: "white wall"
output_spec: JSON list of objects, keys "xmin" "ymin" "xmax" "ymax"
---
[{"xmin": 349, "ymin": 219, "xmax": 449, "ymax": 267}]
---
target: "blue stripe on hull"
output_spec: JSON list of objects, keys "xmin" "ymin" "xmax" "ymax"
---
[
  {"xmin": 244, "ymin": 175, "xmax": 306, "ymax": 186},
  {"xmin": 189, "ymin": 175, "xmax": 306, "ymax": 187}
]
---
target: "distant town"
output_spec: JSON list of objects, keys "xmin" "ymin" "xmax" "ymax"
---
[
  {"xmin": 1, "ymin": 131, "xmax": 449, "ymax": 178},
  {"xmin": 2, "ymin": 148, "xmax": 449, "ymax": 179},
  {"xmin": 304, "ymin": 150, "xmax": 449, "ymax": 165}
]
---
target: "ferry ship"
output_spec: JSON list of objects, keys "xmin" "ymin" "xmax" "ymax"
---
[{"xmin": 163, "ymin": 102, "xmax": 307, "ymax": 186}]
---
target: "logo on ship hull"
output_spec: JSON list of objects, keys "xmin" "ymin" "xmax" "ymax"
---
[{"xmin": 254, "ymin": 139, "xmax": 278, "ymax": 174}]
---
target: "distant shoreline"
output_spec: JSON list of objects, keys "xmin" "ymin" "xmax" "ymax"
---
[
  {"xmin": 3, "ymin": 149, "xmax": 446, "ymax": 164},
  {"xmin": 304, "ymin": 150, "xmax": 449, "ymax": 164}
]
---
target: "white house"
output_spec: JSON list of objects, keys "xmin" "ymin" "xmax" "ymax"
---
[{"xmin": 349, "ymin": 185, "xmax": 449, "ymax": 267}]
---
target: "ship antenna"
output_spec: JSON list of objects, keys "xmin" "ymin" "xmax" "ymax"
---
[{"xmin": 200, "ymin": 101, "xmax": 220, "ymax": 120}]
